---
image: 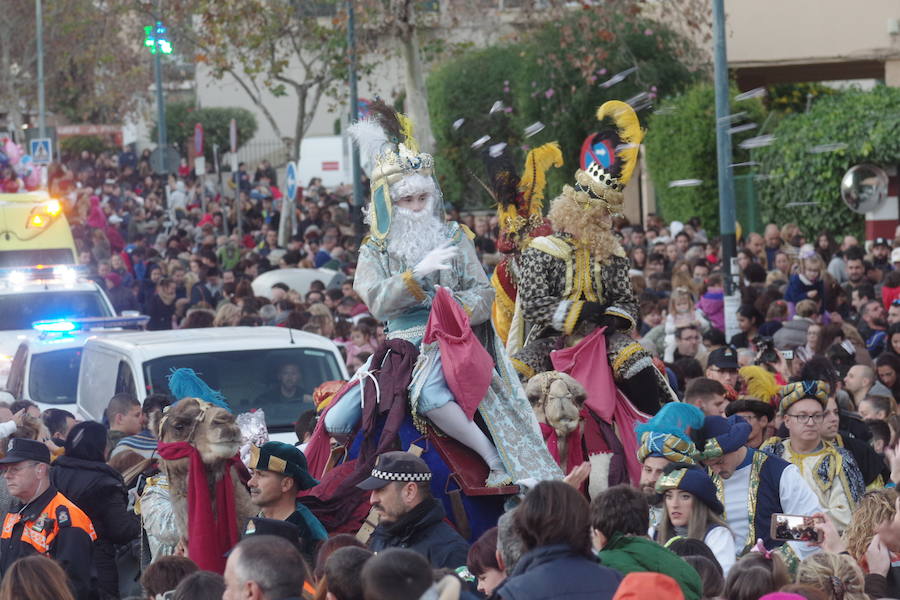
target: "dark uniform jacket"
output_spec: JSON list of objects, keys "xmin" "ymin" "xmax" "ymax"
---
[
  {"xmin": 368, "ymin": 497, "xmax": 469, "ymax": 569},
  {"xmin": 0, "ymin": 484, "xmax": 97, "ymax": 600},
  {"xmin": 52, "ymin": 455, "xmax": 141, "ymax": 598}
]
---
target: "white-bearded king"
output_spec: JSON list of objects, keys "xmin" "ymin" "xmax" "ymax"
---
[{"xmin": 323, "ymin": 101, "xmax": 562, "ymax": 487}]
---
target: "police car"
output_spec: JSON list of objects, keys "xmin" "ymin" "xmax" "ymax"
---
[
  {"xmin": 5, "ymin": 316, "xmax": 149, "ymax": 414},
  {"xmin": 76, "ymin": 326, "xmax": 348, "ymax": 444},
  {"xmin": 0, "ymin": 266, "xmax": 116, "ymax": 386}
]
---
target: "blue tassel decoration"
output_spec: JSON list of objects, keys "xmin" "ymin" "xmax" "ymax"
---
[
  {"xmin": 167, "ymin": 367, "xmax": 232, "ymax": 413},
  {"xmin": 635, "ymin": 402, "xmax": 705, "ymax": 442}
]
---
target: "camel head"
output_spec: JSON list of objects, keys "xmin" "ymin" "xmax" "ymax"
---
[
  {"xmin": 153, "ymin": 397, "xmax": 242, "ymax": 465},
  {"xmin": 525, "ymin": 371, "xmax": 586, "ymax": 439}
]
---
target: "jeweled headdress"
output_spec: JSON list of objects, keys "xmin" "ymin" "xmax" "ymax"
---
[
  {"xmin": 347, "ymin": 100, "xmax": 436, "ymax": 243},
  {"xmin": 573, "ymin": 100, "xmax": 644, "ymax": 215}
]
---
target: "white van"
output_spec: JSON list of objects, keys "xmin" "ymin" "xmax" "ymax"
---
[{"xmin": 76, "ymin": 326, "xmax": 348, "ymax": 444}]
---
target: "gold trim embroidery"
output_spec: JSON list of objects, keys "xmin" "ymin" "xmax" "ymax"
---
[
  {"xmin": 402, "ymin": 270, "xmax": 427, "ymax": 302},
  {"xmin": 511, "ymin": 358, "xmax": 535, "ymax": 380},
  {"xmin": 742, "ymin": 449, "xmax": 767, "ymax": 554},
  {"xmin": 563, "ymin": 301, "xmax": 584, "ymax": 335},
  {"xmin": 612, "ymin": 342, "xmax": 642, "ymax": 375}
]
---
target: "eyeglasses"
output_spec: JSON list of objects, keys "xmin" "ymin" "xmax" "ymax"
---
[{"xmin": 785, "ymin": 412, "xmax": 825, "ymax": 425}]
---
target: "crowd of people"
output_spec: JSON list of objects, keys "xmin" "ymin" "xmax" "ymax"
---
[{"xmin": 1, "ymin": 108, "xmax": 899, "ymax": 600}]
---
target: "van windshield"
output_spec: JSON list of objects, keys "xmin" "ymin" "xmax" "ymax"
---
[
  {"xmin": 0, "ymin": 291, "xmax": 112, "ymax": 330},
  {"xmin": 29, "ymin": 348, "xmax": 82, "ymax": 405},
  {"xmin": 143, "ymin": 347, "xmax": 344, "ymax": 431}
]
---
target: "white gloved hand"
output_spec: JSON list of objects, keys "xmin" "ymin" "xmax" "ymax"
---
[{"xmin": 412, "ymin": 244, "xmax": 457, "ymax": 278}]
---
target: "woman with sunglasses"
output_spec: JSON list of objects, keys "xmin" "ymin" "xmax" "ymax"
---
[
  {"xmin": 760, "ymin": 381, "xmax": 865, "ymax": 531},
  {"xmin": 655, "ymin": 464, "xmax": 735, "ymax": 575}
]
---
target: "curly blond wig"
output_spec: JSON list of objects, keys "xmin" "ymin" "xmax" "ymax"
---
[
  {"xmin": 546, "ymin": 185, "xmax": 620, "ymax": 260},
  {"xmin": 844, "ymin": 488, "xmax": 898, "ymax": 561}
]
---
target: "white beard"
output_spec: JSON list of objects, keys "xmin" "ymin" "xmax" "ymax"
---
[{"xmin": 387, "ymin": 201, "xmax": 447, "ymax": 267}]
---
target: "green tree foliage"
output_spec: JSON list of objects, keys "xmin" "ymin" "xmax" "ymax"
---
[
  {"xmin": 427, "ymin": 11, "xmax": 701, "ymax": 211},
  {"xmin": 643, "ymin": 83, "xmax": 766, "ymax": 228},
  {"xmin": 152, "ymin": 103, "xmax": 257, "ymax": 161},
  {"xmin": 60, "ymin": 136, "xmax": 111, "ymax": 157},
  {"xmin": 754, "ymin": 86, "xmax": 900, "ymax": 237}
]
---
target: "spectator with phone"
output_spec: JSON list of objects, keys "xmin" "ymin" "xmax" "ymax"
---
[
  {"xmin": 654, "ymin": 464, "xmax": 736, "ymax": 575},
  {"xmin": 760, "ymin": 381, "xmax": 865, "ymax": 531},
  {"xmin": 699, "ymin": 414, "xmax": 822, "ymax": 565}
]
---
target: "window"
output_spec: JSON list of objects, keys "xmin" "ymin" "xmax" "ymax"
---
[
  {"xmin": 28, "ymin": 348, "xmax": 82, "ymax": 405},
  {"xmin": 0, "ymin": 249, "xmax": 75, "ymax": 268},
  {"xmin": 0, "ymin": 291, "xmax": 112, "ymax": 330},
  {"xmin": 143, "ymin": 347, "xmax": 343, "ymax": 431},
  {"xmin": 115, "ymin": 361, "xmax": 136, "ymax": 397}
]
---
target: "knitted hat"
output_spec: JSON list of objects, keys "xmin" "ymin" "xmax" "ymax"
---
[
  {"xmin": 655, "ymin": 465, "xmax": 724, "ymax": 516},
  {"xmin": 612, "ymin": 572, "xmax": 685, "ymax": 600}
]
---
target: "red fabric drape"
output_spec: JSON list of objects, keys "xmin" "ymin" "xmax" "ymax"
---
[
  {"xmin": 423, "ymin": 286, "xmax": 493, "ymax": 420},
  {"xmin": 156, "ymin": 441, "xmax": 240, "ymax": 573},
  {"xmin": 550, "ymin": 327, "xmax": 648, "ymax": 485}
]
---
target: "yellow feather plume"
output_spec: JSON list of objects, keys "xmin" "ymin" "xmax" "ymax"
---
[
  {"xmin": 596, "ymin": 100, "xmax": 644, "ymax": 186},
  {"xmin": 519, "ymin": 142, "xmax": 564, "ymax": 214},
  {"xmin": 739, "ymin": 365, "xmax": 780, "ymax": 405},
  {"xmin": 397, "ymin": 113, "xmax": 419, "ymax": 153}
]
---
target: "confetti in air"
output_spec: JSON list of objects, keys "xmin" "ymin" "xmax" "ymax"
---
[
  {"xmin": 523, "ymin": 122, "xmax": 545, "ymax": 137},
  {"xmin": 668, "ymin": 179, "xmax": 703, "ymax": 188},
  {"xmin": 489, "ymin": 143, "xmax": 508, "ymax": 157},
  {"xmin": 734, "ymin": 87, "xmax": 767, "ymax": 101},
  {"xmin": 785, "ymin": 202, "xmax": 820, "ymax": 207},
  {"xmin": 738, "ymin": 135, "xmax": 776, "ymax": 149},
  {"xmin": 808, "ymin": 143, "xmax": 848, "ymax": 154},
  {"xmin": 471, "ymin": 135, "xmax": 491, "ymax": 149},
  {"xmin": 599, "ymin": 66, "xmax": 637, "ymax": 88},
  {"xmin": 452, "ymin": 118, "xmax": 465, "ymax": 130},
  {"xmin": 728, "ymin": 123, "xmax": 757, "ymax": 135},
  {"xmin": 490, "ymin": 101, "xmax": 505, "ymax": 115},
  {"xmin": 729, "ymin": 161, "xmax": 759, "ymax": 168},
  {"xmin": 717, "ymin": 111, "xmax": 747, "ymax": 124}
]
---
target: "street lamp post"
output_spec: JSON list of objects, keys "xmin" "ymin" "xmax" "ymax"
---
[
  {"xmin": 712, "ymin": 0, "xmax": 737, "ymax": 295},
  {"xmin": 347, "ymin": 0, "xmax": 364, "ymax": 236},
  {"xmin": 35, "ymin": 0, "xmax": 46, "ymax": 139}
]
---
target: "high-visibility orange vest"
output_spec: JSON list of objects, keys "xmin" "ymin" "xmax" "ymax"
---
[{"xmin": 1, "ymin": 491, "xmax": 96, "ymax": 554}]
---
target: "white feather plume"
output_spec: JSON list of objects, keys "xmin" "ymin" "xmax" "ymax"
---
[{"xmin": 347, "ymin": 118, "xmax": 390, "ymax": 166}]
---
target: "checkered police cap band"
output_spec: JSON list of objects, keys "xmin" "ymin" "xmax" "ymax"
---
[{"xmin": 371, "ymin": 468, "xmax": 432, "ymax": 482}]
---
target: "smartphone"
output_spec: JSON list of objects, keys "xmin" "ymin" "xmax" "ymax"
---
[
  {"xmin": 770, "ymin": 513, "xmax": 820, "ymax": 543},
  {"xmin": 780, "ymin": 350, "xmax": 794, "ymax": 361}
]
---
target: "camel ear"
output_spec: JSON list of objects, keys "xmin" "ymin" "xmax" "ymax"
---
[{"xmin": 149, "ymin": 408, "xmax": 166, "ymax": 440}]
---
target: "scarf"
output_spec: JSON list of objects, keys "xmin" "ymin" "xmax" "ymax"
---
[{"xmin": 156, "ymin": 441, "xmax": 240, "ymax": 574}]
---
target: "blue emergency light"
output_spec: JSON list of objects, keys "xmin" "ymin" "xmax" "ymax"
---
[{"xmin": 32, "ymin": 315, "xmax": 150, "ymax": 335}]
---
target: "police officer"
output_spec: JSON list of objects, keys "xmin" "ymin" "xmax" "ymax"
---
[
  {"xmin": 0, "ymin": 438, "xmax": 97, "ymax": 600},
  {"xmin": 358, "ymin": 451, "xmax": 469, "ymax": 568},
  {"xmin": 247, "ymin": 441, "xmax": 327, "ymax": 562}
]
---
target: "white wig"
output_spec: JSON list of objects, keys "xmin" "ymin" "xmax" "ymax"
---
[{"xmin": 390, "ymin": 173, "xmax": 437, "ymax": 201}]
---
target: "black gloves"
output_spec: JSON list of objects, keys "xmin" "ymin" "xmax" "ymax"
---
[{"xmin": 576, "ymin": 302, "xmax": 624, "ymax": 334}]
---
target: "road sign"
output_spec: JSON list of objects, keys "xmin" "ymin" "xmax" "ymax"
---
[
  {"xmin": 150, "ymin": 147, "xmax": 180, "ymax": 174},
  {"xmin": 285, "ymin": 161, "xmax": 298, "ymax": 202},
  {"xmin": 30, "ymin": 138, "xmax": 52, "ymax": 165},
  {"xmin": 229, "ymin": 119, "xmax": 237, "ymax": 153},
  {"xmin": 194, "ymin": 123, "xmax": 204, "ymax": 156}
]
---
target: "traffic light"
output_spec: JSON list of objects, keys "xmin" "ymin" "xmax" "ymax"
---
[{"xmin": 143, "ymin": 21, "xmax": 173, "ymax": 55}]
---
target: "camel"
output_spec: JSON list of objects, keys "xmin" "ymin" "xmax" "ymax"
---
[
  {"xmin": 151, "ymin": 398, "xmax": 254, "ymax": 548},
  {"xmin": 525, "ymin": 371, "xmax": 586, "ymax": 470}
]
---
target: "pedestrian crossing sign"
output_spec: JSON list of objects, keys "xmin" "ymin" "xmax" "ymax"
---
[{"xmin": 30, "ymin": 138, "xmax": 52, "ymax": 165}]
